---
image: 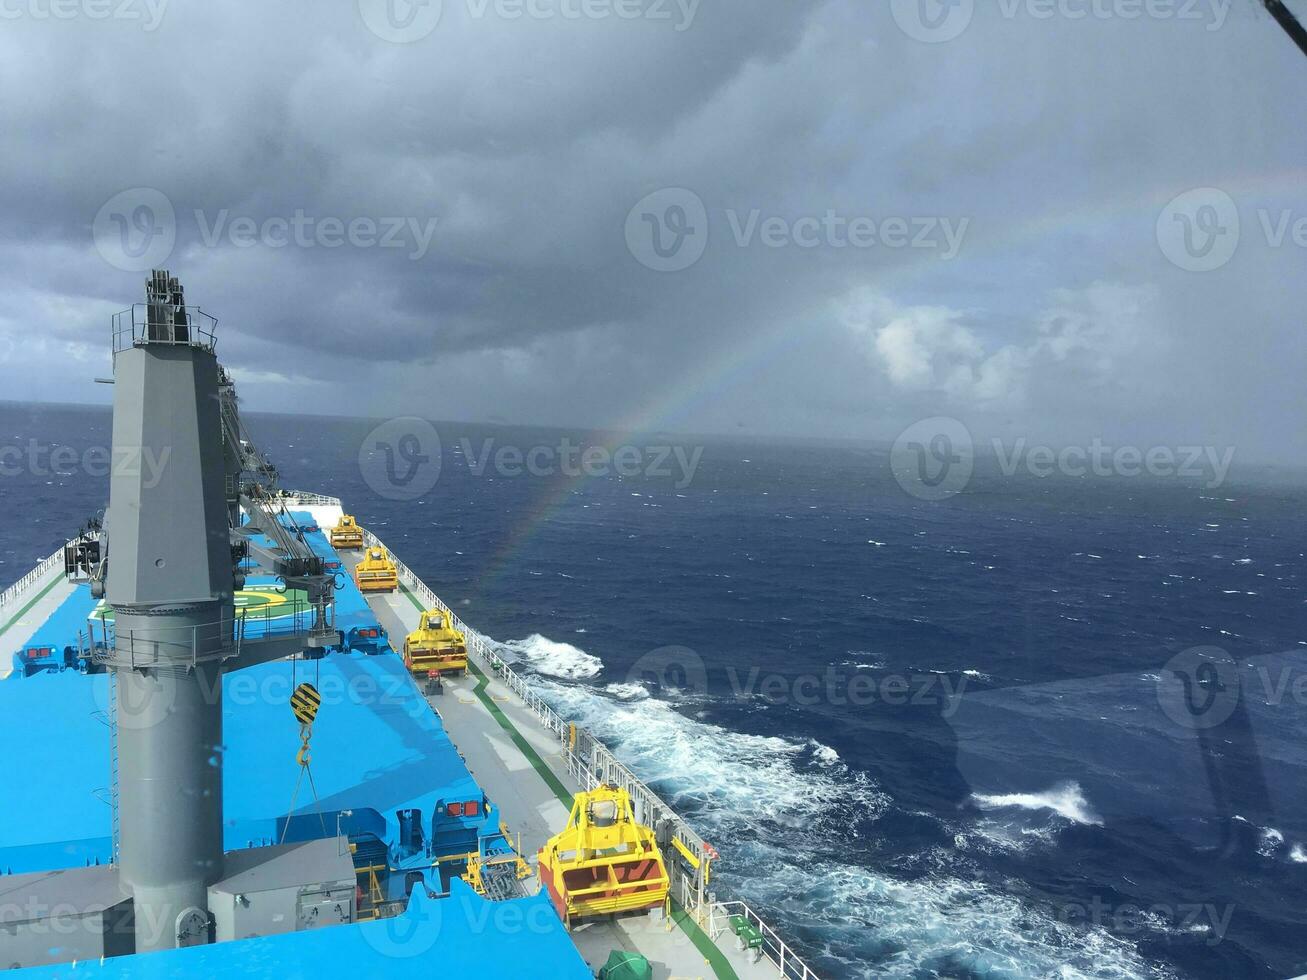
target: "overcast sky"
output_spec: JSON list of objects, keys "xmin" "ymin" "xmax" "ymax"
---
[{"xmin": 1, "ymin": 0, "xmax": 1304, "ymax": 459}]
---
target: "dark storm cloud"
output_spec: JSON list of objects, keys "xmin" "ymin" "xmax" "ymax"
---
[{"xmin": 0, "ymin": 0, "xmax": 1304, "ymax": 460}]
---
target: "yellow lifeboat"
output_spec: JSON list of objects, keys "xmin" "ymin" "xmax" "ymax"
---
[
  {"xmin": 329, "ymin": 513, "xmax": 363, "ymax": 549},
  {"xmin": 537, "ymin": 784, "xmax": 669, "ymax": 927},
  {"xmin": 353, "ymin": 545, "xmax": 398, "ymax": 593},
  {"xmin": 403, "ymin": 609, "xmax": 468, "ymax": 676}
]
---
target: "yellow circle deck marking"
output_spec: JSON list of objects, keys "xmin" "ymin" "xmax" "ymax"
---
[{"xmin": 91, "ymin": 586, "xmax": 309, "ymax": 622}]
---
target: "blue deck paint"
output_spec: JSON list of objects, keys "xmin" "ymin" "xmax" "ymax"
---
[
  {"xmin": 5, "ymin": 583, "xmax": 98, "ymax": 674},
  {"xmin": 3, "ymin": 518, "xmax": 389, "ymax": 675},
  {"xmin": 0, "ymin": 527, "xmax": 485, "ymax": 874},
  {"xmin": 14, "ymin": 880, "xmax": 591, "ymax": 979},
  {"xmin": 0, "ymin": 652, "xmax": 489, "ymax": 874},
  {"xmin": 0, "ymin": 520, "xmax": 592, "ymax": 977}
]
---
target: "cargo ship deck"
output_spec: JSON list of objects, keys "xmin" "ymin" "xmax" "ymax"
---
[{"xmin": 0, "ymin": 493, "xmax": 816, "ymax": 980}]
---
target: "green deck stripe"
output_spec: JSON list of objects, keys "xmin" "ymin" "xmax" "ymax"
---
[
  {"xmin": 398, "ymin": 585, "xmax": 574, "ymax": 809},
  {"xmin": 465, "ymin": 660, "xmax": 577, "ymax": 811},
  {"xmin": 672, "ymin": 899, "xmax": 741, "ymax": 980},
  {"xmin": 0, "ymin": 574, "xmax": 63, "ymax": 640},
  {"xmin": 397, "ymin": 580, "xmax": 738, "ymax": 980}
]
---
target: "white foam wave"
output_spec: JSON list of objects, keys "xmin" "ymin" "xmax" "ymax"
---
[
  {"xmin": 529, "ymin": 675, "xmax": 888, "ymax": 838},
  {"xmin": 602, "ymin": 682, "xmax": 649, "ymax": 701},
  {"xmin": 1290, "ymin": 844, "xmax": 1307, "ymax": 864},
  {"xmin": 971, "ymin": 782, "xmax": 1103, "ymax": 826},
  {"xmin": 810, "ymin": 741, "xmax": 840, "ymax": 767},
  {"xmin": 741, "ymin": 858, "xmax": 1177, "ymax": 980},
  {"xmin": 1258, "ymin": 826, "xmax": 1284, "ymax": 858},
  {"xmin": 495, "ymin": 634, "xmax": 603, "ymax": 679}
]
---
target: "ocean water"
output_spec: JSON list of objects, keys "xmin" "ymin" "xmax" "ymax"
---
[{"xmin": 4, "ymin": 401, "xmax": 1307, "ymax": 980}]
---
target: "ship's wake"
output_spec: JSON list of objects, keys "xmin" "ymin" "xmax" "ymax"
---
[{"xmin": 491, "ymin": 634, "xmax": 1178, "ymax": 980}]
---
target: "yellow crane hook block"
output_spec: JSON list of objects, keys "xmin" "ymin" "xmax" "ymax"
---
[
  {"xmin": 537, "ymin": 784, "xmax": 670, "ymax": 927},
  {"xmin": 290, "ymin": 682, "xmax": 321, "ymax": 726}
]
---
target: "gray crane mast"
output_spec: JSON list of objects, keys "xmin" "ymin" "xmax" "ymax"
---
[
  {"xmin": 86, "ymin": 271, "xmax": 341, "ymax": 951},
  {"xmin": 103, "ymin": 271, "xmax": 233, "ymax": 950}
]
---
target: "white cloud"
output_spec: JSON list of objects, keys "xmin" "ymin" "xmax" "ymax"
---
[{"xmin": 846, "ymin": 281, "xmax": 1160, "ymax": 411}]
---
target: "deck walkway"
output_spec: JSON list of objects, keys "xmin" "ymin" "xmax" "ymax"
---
[
  {"xmin": 0, "ymin": 563, "xmax": 76, "ymax": 680},
  {"xmin": 341, "ymin": 548, "xmax": 781, "ymax": 980}
]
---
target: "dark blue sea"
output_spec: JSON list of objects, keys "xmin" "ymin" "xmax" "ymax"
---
[{"xmin": 4, "ymin": 401, "xmax": 1307, "ymax": 980}]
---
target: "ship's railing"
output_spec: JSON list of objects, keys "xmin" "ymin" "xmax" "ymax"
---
[
  {"xmin": 362, "ymin": 526, "xmax": 820, "ymax": 978},
  {"xmin": 709, "ymin": 901, "xmax": 820, "ymax": 980},
  {"xmin": 238, "ymin": 598, "xmax": 334, "ymax": 642},
  {"xmin": 80, "ymin": 600, "xmax": 330, "ymax": 669},
  {"xmin": 561, "ymin": 724, "xmax": 714, "ymax": 888},
  {"xmin": 81, "ymin": 613, "xmax": 242, "ymax": 670},
  {"xmin": 279, "ymin": 490, "xmax": 344, "ymax": 508},
  {"xmin": 111, "ymin": 304, "xmax": 218, "ymax": 355},
  {"xmin": 0, "ymin": 545, "xmax": 65, "ymax": 620},
  {"xmin": 363, "ymin": 530, "xmax": 570, "ymax": 739}
]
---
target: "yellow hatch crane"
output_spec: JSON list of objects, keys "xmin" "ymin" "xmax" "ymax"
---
[
  {"xmin": 403, "ymin": 609, "xmax": 468, "ymax": 677},
  {"xmin": 329, "ymin": 514, "xmax": 363, "ymax": 550},
  {"xmin": 537, "ymin": 784, "xmax": 669, "ymax": 928},
  {"xmin": 353, "ymin": 545, "xmax": 398, "ymax": 593}
]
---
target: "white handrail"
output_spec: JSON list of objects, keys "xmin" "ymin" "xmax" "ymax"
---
[
  {"xmin": 0, "ymin": 546, "xmax": 65, "ymax": 621},
  {"xmin": 711, "ymin": 900, "xmax": 821, "ymax": 980},
  {"xmin": 279, "ymin": 491, "xmax": 344, "ymax": 508}
]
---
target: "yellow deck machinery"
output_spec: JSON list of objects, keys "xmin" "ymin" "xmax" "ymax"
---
[
  {"xmin": 329, "ymin": 513, "xmax": 363, "ymax": 549},
  {"xmin": 466, "ymin": 831, "xmax": 532, "ymax": 901},
  {"xmin": 402, "ymin": 608, "xmax": 469, "ymax": 676},
  {"xmin": 537, "ymin": 784, "xmax": 670, "ymax": 927},
  {"xmin": 353, "ymin": 545, "xmax": 398, "ymax": 593}
]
